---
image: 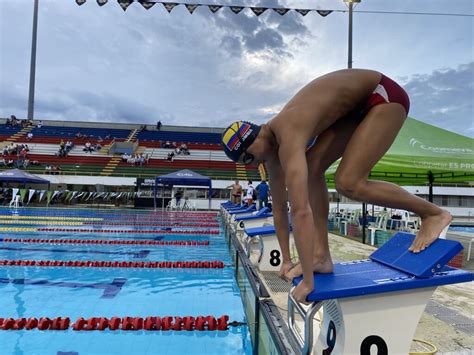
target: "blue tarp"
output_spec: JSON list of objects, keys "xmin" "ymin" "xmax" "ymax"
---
[
  {"xmin": 0, "ymin": 169, "xmax": 50, "ymax": 187},
  {"xmin": 154, "ymin": 169, "xmax": 212, "ymax": 209}
]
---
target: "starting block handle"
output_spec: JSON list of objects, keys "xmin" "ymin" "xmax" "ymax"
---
[{"xmin": 288, "ymin": 286, "xmax": 322, "ymax": 355}]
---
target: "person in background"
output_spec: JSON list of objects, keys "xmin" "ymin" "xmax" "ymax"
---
[
  {"xmin": 245, "ymin": 180, "xmax": 255, "ymax": 207},
  {"xmin": 156, "ymin": 121, "xmax": 162, "ymax": 131},
  {"xmin": 255, "ymin": 180, "xmax": 270, "ymax": 210},
  {"xmin": 226, "ymin": 180, "xmax": 243, "ymax": 204},
  {"xmin": 174, "ymin": 189, "xmax": 183, "ymax": 208}
]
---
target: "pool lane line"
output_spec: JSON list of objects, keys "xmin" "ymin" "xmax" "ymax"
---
[
  {"xmin": 35, "ymin": 228, "xmax": 220, "ymax": 234},
  {"xmin": 0, "ymin": 216, "xmax": 102, "ymax": 221},
  {"xmin": 0, "ymin": 220, "xmax": 84, "ymax": 226},
  {"xmin": 0, "ymin": 277, "xmax": 127, "ymax": 299},
  {"xmin": 83, "ymin": 222, "xmax": 219, "ymax": 227},
  {"xmin": 0, "ymin": 246, "xmax": 150, "ymax": 258},
  {"xmin": 1, "ymin": 238, "xmax": 210, "ymax": 246},
  {"xmin": 0, "ymin": 227, "xmax": 219, "ymax": 234},
  {"xmin": 0, "ymin": 259, "xmax": 226, "ymax": 269}
]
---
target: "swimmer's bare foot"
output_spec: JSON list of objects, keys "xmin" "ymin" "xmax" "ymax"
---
[
  {"xmin": 409, "ymin": 210, "xmax": 452, "ymax": 253},
  {"xmin": 285, "ymin": 256, "xmax": 334, "ymax": 280},
  {"xmin": 278, "ymin": 260, "xmax": 294, "ymax": 282}
]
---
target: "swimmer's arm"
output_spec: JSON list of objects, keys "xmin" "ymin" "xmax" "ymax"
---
[
  {"xmin": 279, "ymin": 145, "xmax": 316, "ymax": 290},
  {"xmin": 266, "ymin": 161, "xmax": 291, "ymax": 263}
]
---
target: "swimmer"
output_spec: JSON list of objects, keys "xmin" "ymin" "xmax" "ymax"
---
[{"xmin": 221, "ymin": 69, "xmax": 452, "ymax": 303}]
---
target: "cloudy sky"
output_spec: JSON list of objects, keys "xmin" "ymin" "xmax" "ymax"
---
[{"xmin": 0, "ymin": 0, "xmax": 473, "ymax": 137}]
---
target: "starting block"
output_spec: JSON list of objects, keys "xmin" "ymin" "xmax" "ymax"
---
[
  {"xmin": 288, "ymin": 232, "xmax": 473, "ymax": 354},
  {"xmin": 232, "ymin": 208, "xmax": 273, "ymax": 235},
  {"xmin": 244, "ymin": 224, "xmax": 293, "ymax": 272},
  {"xmin": 226, "ymin": 204, "xmax": 256, "ymax": 224}
]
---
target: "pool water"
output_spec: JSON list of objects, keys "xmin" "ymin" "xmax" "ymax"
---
[
  {"xmin": 449, "ymin": 226, "xmax": 474, "ymax": 234},
  {"xmin": 0, "ymin": 207, "xmax": 252, "ymax": 355}
]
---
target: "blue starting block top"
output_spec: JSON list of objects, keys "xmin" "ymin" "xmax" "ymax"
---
[
  {"xmin": 235, "ymin": 207, "xmax": 272, "ymax": 222},
  {"xmin": 245, "ymin": 224, "xmax": 292, "ymax": 237},
  {"xmin": 228, "ymin": 205, "xmax": 256, "ymax": 215},
  {"xmin": 369, "ymin": 232, "xmax": 463, "ymax": 278},
  {"xmin": 293, "ymin": 232, "xmax": 473, "ymax": 302}
]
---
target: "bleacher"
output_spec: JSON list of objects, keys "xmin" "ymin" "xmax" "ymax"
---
[
  {"xmin": 0, "ymin": 125, "xmax": 22, "ymax": 141},
  {"xmin": 0, "ymin": 121, "xmax": 262, "ymax": 181},
  {"xmin": 27, "ymin": 125, "xmax": 132, "ymax": 144}
]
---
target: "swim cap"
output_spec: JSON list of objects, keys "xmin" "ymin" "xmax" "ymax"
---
[{"xmin": 221, "ymin": 121, "xmax": 261, "ymax": 162}]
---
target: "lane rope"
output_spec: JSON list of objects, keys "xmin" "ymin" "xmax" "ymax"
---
[
  {"xmin": 0, "ymin": 259, "xmax": 226, "ymax": 269},
  {"xmin": 0, "ymin": 315, "xmax": 243, "ymax": 331},
  {"xmin": 0, "ymin": 238, "xmax": 209, "ymax": 246}
]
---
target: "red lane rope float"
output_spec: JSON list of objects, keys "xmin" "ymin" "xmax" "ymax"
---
[
  {"xmin": 0, "ymin": 260, "xmax": 225, "ymax": 269},
  {"xmin": 0, "ymin": 315, "xmax": 242, "ymax": 331},
  {"xmin": 83, "ymin": 222, "xmax": 219, "ymax": 227},
  {"xmin": 36, "ymin": 228, "xmax": 219, "ymax": 235},
  {"xmin": 1, "ymin": 238, "xmax": 209, "ymax": 246}
]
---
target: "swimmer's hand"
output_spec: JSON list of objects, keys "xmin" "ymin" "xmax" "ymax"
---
[
  {"xmin": 278, "ymin": 260, "xmax": 294, "ymax": 282},
  {"xmin": 292, "ymin": 279, "xmax": 313, "ymax": 305}
]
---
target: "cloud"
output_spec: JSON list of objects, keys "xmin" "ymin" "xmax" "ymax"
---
[{"xmin": 403, "ymin": 62, "xmax": 474, "ymax": 137}]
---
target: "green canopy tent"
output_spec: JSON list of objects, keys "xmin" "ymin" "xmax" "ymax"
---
[
  {"xmin": 323, "ymin": 118, "xmax": 473, "ymax": 243},
  {"xmin": 325, "ymin": 117, "xmax": 474, "ymax": 196}
]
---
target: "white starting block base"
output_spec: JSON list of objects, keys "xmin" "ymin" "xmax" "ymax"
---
[
  {"xmin": 292, "ymin": 288, "xmax": 435, "ymax": 354},
  {"xmin": 288, "ymin": 232, "xmax": 473, "ymax": 355},
  {"xmin": 244, "ymin": 230, "xmax": 294, "ymax": 272}
]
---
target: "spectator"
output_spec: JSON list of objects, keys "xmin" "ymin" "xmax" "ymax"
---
[
  {"xmin": 144, "ymin": 153, "xmax": 150, "ymax": 164},
  {"xmin": 166, "ymin": 151, "xmax": 175, "ymax": 162},
  {"xmin": 65, "ymin": 141, "xmax": 74, "ymax": 152},
  {"xmin": 138, "ymin": 154, "xmax": 145, "ymax": 166},
  {"xmin": 163, "ymin": 141, "xmax": 171, "ymax": 149},
  {"xmin": 171, "ymin": 142, "xmax": 177, "ymax": 149},
  {"xmin": 83, "ymin": 142, "xmax": 92, "ymax": 153},
  {"xmin": 23, "ymin": 159, "xmax": 30, "ymax": 168},
  {"xmin": 122, "ymin": 153, "xmax": 130, "ymax": 162},
  {"xmin": 10, "ymin": 115, "xmax": 18, "ymax": 127},
  {"xmin": 5, "ymin": 117, "xmax": 11, "ymax": 126},
  {"xmin": 3, "ymin": 146, "xmax": 8, "ymax": 156},
  {"xmin": 37, "ymin": 120, "xmax": 43, "ymax": 128},
  {"xmin": 174, "ymin": 189, "xmax": 183, "ymax": 208},
  {"xmin": 45, "ymin": 165, "xmax": 52, "ymax": 174},
  {"xmin": 244, "ymin": 181, "xmax": 255, "ymax": 207},
  {"xmin": 255, "ymin": 180, "xmax": 270, "ymax": 210},
  {"xmin": 76, "ymin": 132, "xmax": 83, "ymax": 139},
  {"xmin": 0, "ymin": 158, "xmax": 6, "ymax": 166},
  {"xmin": 19, "ymin": 148, "xmax": 28, "ymax": 158},
  {"xmin": 6, "ymin": 159, "xmax": 14, "ymax": 167},
  {"xmin": 156, "ymin": 121, "xmax": 162, "ymax": 131},
  {"xmin": 30, "ymin": 160, "xmax": 40, "ymax": 166},
  {"xmin": 26, "ymin": 132, "xmax": 33, "ymax": 140}
]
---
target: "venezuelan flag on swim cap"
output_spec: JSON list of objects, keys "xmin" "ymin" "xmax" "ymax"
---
[{"xmin": 221, "ymin": 121, "xmax": 261, "ymax": 162}]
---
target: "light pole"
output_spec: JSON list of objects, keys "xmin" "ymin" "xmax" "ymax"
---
[
  {"xmin": 28, "ymin": 0, "xmax": 39, "ymax": 120},
  {"xmin": 344, "ymin": 0, "xmax": 360, "ymax": 69}
]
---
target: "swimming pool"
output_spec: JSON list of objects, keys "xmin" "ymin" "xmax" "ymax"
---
[
  {"xmin": 0, "ymin": 207, "xmax": 252, "ymax": 355},
  {"xmin": 449, "ymin": 226, "xmax": 474, "ymax": 234}
]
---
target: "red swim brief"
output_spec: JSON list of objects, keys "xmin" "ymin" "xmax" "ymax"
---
[{"xmin": 365, "ymin": 74, "xmax": 410, "ymax": 115}]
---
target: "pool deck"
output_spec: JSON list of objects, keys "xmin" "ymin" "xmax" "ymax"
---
[{"xmin": 253, "ymin": 232, "xmax": 474, "ymax": 354}]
